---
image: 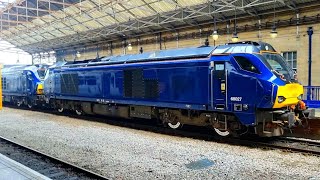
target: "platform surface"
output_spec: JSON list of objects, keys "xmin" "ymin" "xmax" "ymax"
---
[
  {"xmin": 0, "ymin": 153, "xmax": 50, "ymax": 180},
  {"xmin": 314, "ymin": 108, "xmax": 320, "ymax": 117}
]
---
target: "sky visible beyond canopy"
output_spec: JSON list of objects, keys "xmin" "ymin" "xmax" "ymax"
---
[
  {"xmin": 0, "ymin": 40, "xmax": 32, "ymax": 65},
  {"xmin": 0, "ymin": 52, "xmax": 32, "ymax": 65}
]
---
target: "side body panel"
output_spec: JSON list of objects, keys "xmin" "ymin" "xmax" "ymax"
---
[
  {"xmin": 51, "ymin": 59, "xmax": 210, "ymax": 110},
  {"xmin": 2, "ymin": 71, "xmax": 31, "ymax": 96}
]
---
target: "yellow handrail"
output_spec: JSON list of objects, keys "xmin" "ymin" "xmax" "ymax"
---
[{"xmin": 0, "ymin": 63, "xmax": 2, "ymax": 110}]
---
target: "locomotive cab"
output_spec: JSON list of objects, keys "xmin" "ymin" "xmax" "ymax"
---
[{"xmin": 210, "ymin": 41, "xmax": 309, "ymax": 137}]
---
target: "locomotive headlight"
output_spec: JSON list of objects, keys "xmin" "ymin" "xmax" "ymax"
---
[
  {"xmin": 297, "ymin": 94, "xmax": 303, "ymax": 100},
  {"xmin": 278, "ymin": 96, "xmax": 286, "ymax": 103},
  {"xmin": 243, "ymin": 104, "xmax": 249, "ymax": 110}
]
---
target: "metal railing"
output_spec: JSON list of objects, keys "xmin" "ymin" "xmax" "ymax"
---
[
  {"xmin": 303, "ymin": 86, "xmax": 320, "ymax": 100},
  {"xmin": 303, "ymin": 86, "xmax": 320, "ymax": 108}
]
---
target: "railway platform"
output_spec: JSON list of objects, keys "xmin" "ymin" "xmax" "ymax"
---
[
  {"xmin": 313, "ymin": 108, "xmax": 320, "ymax": 117},
  {"xmin": 0, "ymin": 153, "xmax": 50, "ymax": 180}
]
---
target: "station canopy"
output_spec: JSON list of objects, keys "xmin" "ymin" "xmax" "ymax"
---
[{"xmin": 0, "ymin": 0, "xmax": 319, "ymax": 54}]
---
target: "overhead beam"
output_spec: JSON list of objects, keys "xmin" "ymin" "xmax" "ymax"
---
[
  {"xmin": 38, "ymin": 0, "xmax": 85, "ymax": 9},
  {"xmin": 0, "ymin": 0, "xmax": 25, "ymax": 15},
  {"xmin": 0, "ymin": 18, "xmax": 31, "ymax": 24},
  {"xmin": 278, "ymin": 0, "xmax": 296, "ymax": 11},
  {"xmin": 1, "ymin": 12, "xmax": 54, "ymax": 21}
]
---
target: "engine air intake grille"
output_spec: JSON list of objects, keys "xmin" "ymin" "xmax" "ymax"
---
[
  {"xmin": 123, "ymin": 69, "xmax": 159, "ymax": 99},
  {"xmin": 60, "ymin": 73, "xmax": 79, "ymax": 94}
]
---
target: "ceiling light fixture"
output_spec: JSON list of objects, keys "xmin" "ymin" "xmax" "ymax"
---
[
  {"xmin": 212, "ymin": 5, "xmax": 219, "ymax": 41},
  {"xmin": 232, "ymin": 7, "xmax": 239, "ymax": 42},
  {"xmin": 76, "ymin": 51, "xmax": 81, "ymax": 58},
  {"xmin": 127, "ymin": 43, "xmax": 132, "ymax": 51},
  {"xmin": 270, "ymin": 0, "xmax": 278, "ymax": 38}
]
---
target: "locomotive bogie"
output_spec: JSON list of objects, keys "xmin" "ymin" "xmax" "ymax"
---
[
  {"xmin": 2, "ymin": 94, "xmax": 44, "ymax": 108},
  {"xmin": 49, "ymin": 97, "xmax": 246, "ymax": 134}
]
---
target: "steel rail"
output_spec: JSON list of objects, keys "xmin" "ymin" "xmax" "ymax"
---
[
  {"xmin": 254, "ymin": 141, "xmax": 320, "ymax": 156},
  {"xmin": 0, "ymin": 135, "xmax": 108, "ymax": 180},
  {"xmin": 232, "ymin": 137, "xmax": 320, "ymax": 156},
  {"xmin": 279, "ymin": 136, "xmax": 320, "ymax": 145}
]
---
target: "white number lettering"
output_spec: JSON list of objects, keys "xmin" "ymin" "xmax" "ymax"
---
[{"xmin": 230, "ymin": 97, "xmax": 242, "ymax": 101}]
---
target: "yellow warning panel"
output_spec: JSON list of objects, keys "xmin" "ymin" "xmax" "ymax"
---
[{"xmin": 0, "ymin": 63, "xmax": 2, "ymax": 110}]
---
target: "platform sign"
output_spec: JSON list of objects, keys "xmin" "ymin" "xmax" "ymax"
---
[{"xmin": 0, "ymin": 63, "xmax": 2, "ymax": 110}]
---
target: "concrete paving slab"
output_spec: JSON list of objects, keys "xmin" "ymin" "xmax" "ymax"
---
[
  {"xmin": 0, "ymin": 167, "xmax": 28, "ymax": 180},
  {"xmin": 0, "ymin": 153, "xmax": 51, "ymax": 180}
]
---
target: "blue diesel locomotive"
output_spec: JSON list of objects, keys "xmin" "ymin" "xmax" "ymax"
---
[
  {"xmin": 42, "ymin": 41, "xmax": 309, "ymax": 137},
  {"xmin": 1, "ymin": 65, "xmax": 47, "ymax": 108}
]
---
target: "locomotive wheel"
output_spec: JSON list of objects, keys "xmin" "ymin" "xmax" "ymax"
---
[
  {"xmin": 27, "ymin": 103, "xmax": 33, "ymax": 109},
  {"xmin": 167, "ymin": 122, "xmax": 182, "ymax": 129},
  {"xmin": 16, "ymin": 102, "xmax": 22, "ymax": 107},
  {"xmin": 161, "ymin": 111, "xmax": 182, "ymax": 129},
  {"xmin": 57, "ymin": 107, "xmax": 64, "ymax": 113},
  {"xmin": 75, "ymin": 109, "xmax": 83, "ymax": 116},
  {"xmin": 213, "ymin": 128, "xmax": 230, "ymax": 137},
  {"xmin": 26, "ymin": 99, "xmax": 33, "ymax": 109}
]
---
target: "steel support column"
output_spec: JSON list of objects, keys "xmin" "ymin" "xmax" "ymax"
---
[
  {"xmin": 159, "ymin": 32, "xmax": 162, "ymax": 50},
  {"xmin": 307, "ymin": 26, "xmax": 313, "ymax": 100}
]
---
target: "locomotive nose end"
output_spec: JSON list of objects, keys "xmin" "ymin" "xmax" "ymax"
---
[
  {"xmin": 273, "ymin": 83, "xmax": 304, "ymax": 108},
  {"xmin": 36, "ymin": 83, "xmax": 44, "ymax": 95}
]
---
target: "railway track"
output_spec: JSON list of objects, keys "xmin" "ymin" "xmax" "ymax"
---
[
  {"xmin": 271, "ymin": 137, "xmax": 320, "ymax": 155},
  {"xmin": 225, "ymin": 137, "xmax": 320, "ymax": 156},
  {"xmin": 0, "ymin": 135, "xmax": 108, "ymax": 180},
  {"xmin": 2, "ymin": 104, "xmax": 320, "ymax": 159}
]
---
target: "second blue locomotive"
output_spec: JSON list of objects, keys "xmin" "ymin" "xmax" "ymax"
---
[{"xmin": 1, "ymin": 65, "xmax": 47, "ymax": 108}]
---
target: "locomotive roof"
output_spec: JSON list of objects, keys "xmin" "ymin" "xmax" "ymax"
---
[
  {"xmin": 213, "ymin": 41, "xmax": 276, "ymax": 54},
  {"xmin": 100, "ymin": 45, "xmax": 214, "ymax": 62},
  {"xmin": 2, "ymin": 64, "xmax": 49, "ymax": 73},
  {"xmin": 55, "ymin": 41, "xmax": 276, "ymax": 69},
  {"xmin": 2, "ymin": 65, "xmax": 31, "ymax": 73},
  {"xmin": 58, "ymin": 45, "xmax": 214, "ymax": 68}
]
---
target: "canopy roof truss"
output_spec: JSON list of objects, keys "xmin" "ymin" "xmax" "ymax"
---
[{"xmin": 0, "ymin": 0, "xmax": 319, "ymax": 54}]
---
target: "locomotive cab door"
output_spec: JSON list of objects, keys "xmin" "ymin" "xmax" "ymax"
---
[
  {"xmin": 26, "ymin": 71, "xmax": 34, "ymax": 95},
  {"xmin": 211, "ymin": 61, "xmax": 228, "ymax": 110},
  {"xmin": 21, "ymin": 73, "xmax": 27, "ymax": 95}
]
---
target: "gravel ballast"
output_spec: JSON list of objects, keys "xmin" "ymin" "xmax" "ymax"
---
[{"xmin": 0, "ymin": 107, "xmax": 319, "ymax": 179}]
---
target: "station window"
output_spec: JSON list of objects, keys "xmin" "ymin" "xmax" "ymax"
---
[
  {"xmin": 233, "ymin": 56, "xmax": 260, "ymax": 74},
  {"xmin": 282, "ymin": 51, "xmax": 297, "ymax": 72}
]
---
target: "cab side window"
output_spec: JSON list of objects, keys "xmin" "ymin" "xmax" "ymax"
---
[{"xmin": 233, "ymin": 56, "xmax": 260, "ymax": 74}]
